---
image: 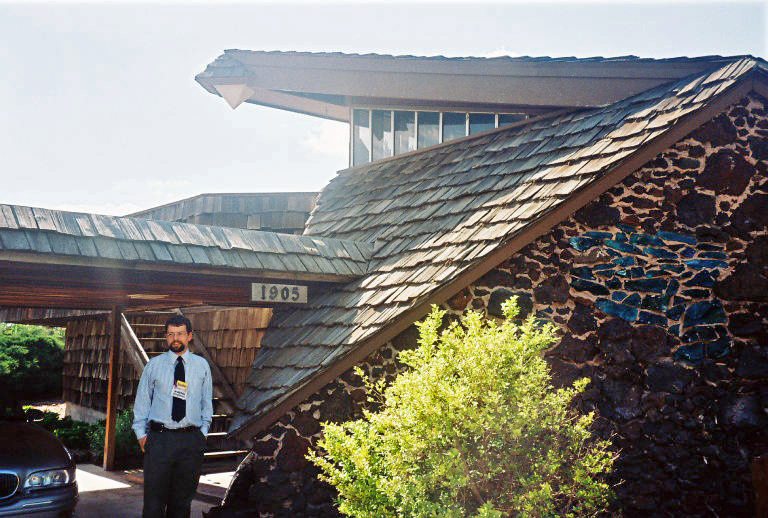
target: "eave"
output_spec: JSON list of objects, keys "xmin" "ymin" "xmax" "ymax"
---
[{"xmin": 195, "ymin": 50, "xmax": 740, "ymax": 120}]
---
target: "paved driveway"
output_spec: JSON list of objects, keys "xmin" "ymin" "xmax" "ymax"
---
[{"xmin": 76, "ymin": 464, "xmax": 216, "ymax": 517}]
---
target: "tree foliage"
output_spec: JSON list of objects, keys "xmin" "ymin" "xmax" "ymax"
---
[
  {"xmin": 309, "ymin": 300, "xmax": 616, "ymax": 517},
  {"xmin": 0, "ymin": 324, "xmax": 65, "ymax": 402}
]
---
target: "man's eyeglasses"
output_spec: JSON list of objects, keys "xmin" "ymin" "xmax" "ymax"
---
[{"xmin": 166, "ymin": 332, "xmax": 189, "ymax": 338}]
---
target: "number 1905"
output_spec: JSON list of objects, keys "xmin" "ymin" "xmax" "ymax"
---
[{"xmin": 251, "ymin": 283, "xmax": 307, "ymax": 304}]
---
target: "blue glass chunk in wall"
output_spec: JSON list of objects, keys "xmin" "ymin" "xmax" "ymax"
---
[
  {"xmin": 698, "ymin": 243, "xmax": 724, "ymax": 251},
  {"xmin": 669, "ymin": 324, "xmax": 680, "ymax": 336},
  {"xmin": 658, "ymin": 231, "xmax": 697, "ymax": 245},
  {"xmin": 611, "ymin": 291, "xmax": 627, "ymax": 302},
  {"xmin": 681, "ymin": 247, "xmax": 696, "ymax": 258},
  {"xmin": 614, "ymin": 233, "xmax": 628, "ymax": 242},
  {"xmin": 570, "ymin": 266, "xmax": 595, "ymax": 280},
  {"xmin": 665, "ymin": 279, "xmax": 680, "ymax": 297},
  {"xmin": 641, "ymin": 295, "xmax": 667, "ymax": 312},
  {"xmin": 682, "ymin": 325, "xmax": 719, "ymax": 343},
  {"xmin": 685, "ymin": 271, "xmax": 716, "ymax": 288},
  {"xmin": 682, "ymin": 288, "xmax": 710, "ymax": 298},
  {"xmin": 606, "ymin": 278, "xmax": 622, "ymax": 289},
  {"xmin": 683, "ymin": 300, "xmax": 726, "ymax": 327},
  {"xmin": 617, "ymin": 223, "xmax": 636, "ymax": 235},
  {"xmin": 630, "ymin": 233, "xmax": 665, "ymax": 246},
  {"xmin": 700, "ymin": 251, "xmax": 727, "ymax": 259},
  {"xmin": 612, "ymin": 256, "xmax": 635, "ymax": 266},
  {"xmin": 625, "ymin": 278, "xmax": 668, "ymax": 293},
  {"xmin": 684, "ymin": 259, "xmax": 728, "ymax": 270},
  {"xmin": 592, "ymin": 263, "xmax": 615, "ymax": 271},
  {"xmin": 571, "ymin": 278, "xmax": 610, "ymax": 296},
  {"xmin": 638, "ymin": 311, "xmax": 667, "ymax": 327},
  {"xmin": 706, "ymin": 338, "xmax": 731, "ymax": 359},
  {"xmin": 595, "ymin": 298, "xmax": 638, "ymax": 321},
  {"xmin": 624, "ymin": 293, "xmax": 642, "ymax": 306},
  {"xmin": 661, "ymin": 265, "xmax": 685, "ymax": 274},
  {"xmin": 584, "ymin": 231, "xmax": 612, "ymax": 239},
  {"xmin": 644, "ymin": 247, "xmax": 677, "ymax": 259},
  {"xmin": 674, "ymin": 343, "xmax": 705, "ymax": 364},
  {"xmin": 604, "ymin": 240, "xmax": 642, "ymax": 255},
  {"xmin": 569, "ymin": 237, "xmax": 599, "ymax": 251},
  {"xmin": 666, "ymin": 304, "xmax": 686, "ymax": 320}
]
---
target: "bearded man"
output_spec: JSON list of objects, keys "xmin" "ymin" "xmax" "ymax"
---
[{"xmin": 132, "ymin": 314, "xmax": 213, "ymax": 518}]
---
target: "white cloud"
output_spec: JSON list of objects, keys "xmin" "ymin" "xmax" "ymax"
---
[{"xmin": 302, "ymin": 120, "xmax": 348, "ymax": 159}]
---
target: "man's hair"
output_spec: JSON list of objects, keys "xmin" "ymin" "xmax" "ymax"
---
[{"xmin": 165, "ymin": 315, "xmax": 193, "ymax": 334}]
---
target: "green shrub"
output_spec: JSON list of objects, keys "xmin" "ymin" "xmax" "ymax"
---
[
  {"xmin": 25, "ymin": 409, "xmax": 98, "ymax": 450},
  {"xmin": 89, "ymin": 409, "xmax": 142, "ymax": 462},
  {"xmin": 0, "ymin": 324, "xmax": 64, "ymax": 401},
  {"xmin": 309, "ymin": 300, "xmax": 617, "ymax": 517}
]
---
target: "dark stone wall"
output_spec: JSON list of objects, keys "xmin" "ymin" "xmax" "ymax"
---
[
  {"xmin": 455, "ymin": 94, "xmax": 768, "ymax": 517},
  {"xmin": 217, "ymin": 329, "xmax": 418, "ymax": 517},
  {"xmin": 217, "ymin": 94, "xmax": 767, "ymax": 517}
]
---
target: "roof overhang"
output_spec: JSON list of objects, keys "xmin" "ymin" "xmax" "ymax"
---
[
  {"xmin": 195, "ymin": 51, "xmax": 740, "ymax": 121},
  {"xmin": 0, "ymin": 203, "xmax": 371, "ymax": 312},
  {"xmin": 0, "ymin": 253, "xmax": 347, "ymax": 311}
]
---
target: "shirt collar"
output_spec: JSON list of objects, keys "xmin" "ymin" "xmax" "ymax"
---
[{"xmin": 166, "ymin": 349, "xmax": 190, "ymax": 364}]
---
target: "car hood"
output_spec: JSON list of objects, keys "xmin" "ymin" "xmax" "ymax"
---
[{"xmin": 0, "ymin": 421, "xmax": 72, "ymax": 472}]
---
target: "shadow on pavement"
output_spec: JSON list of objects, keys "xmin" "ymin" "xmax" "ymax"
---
[{"xmin": 75, "ymin": 464, "xmax": 218, "ymax": 518}]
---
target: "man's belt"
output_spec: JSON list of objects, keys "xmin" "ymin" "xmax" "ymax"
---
[{"xmin": 149, "ymin": 420, "xmax": 198, "ymax": 433}]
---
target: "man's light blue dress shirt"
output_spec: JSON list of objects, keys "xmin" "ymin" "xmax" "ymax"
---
[{"xmin": 132, "ymin": 350, "xmax": 213, "ymax": 439}]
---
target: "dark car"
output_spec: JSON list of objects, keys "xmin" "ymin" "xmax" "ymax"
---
[{"xmin": 0, "ymin": 406, "xmax": 78, "ymax": 518}]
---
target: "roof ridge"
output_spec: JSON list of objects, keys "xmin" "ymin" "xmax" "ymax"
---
[{"xmin": 222, "ymin": 49, "xmax": 755, "ymax": 65}]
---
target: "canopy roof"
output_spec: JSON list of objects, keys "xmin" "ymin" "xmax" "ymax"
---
[
  {"xmin": 0, "ymin": 204, "xmax": 371, "ymax": 310},
  {"xmin": 195, "ymin": 51, "xmax": 742, "ymax": 120}
]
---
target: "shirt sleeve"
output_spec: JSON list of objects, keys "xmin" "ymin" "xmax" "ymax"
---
[
  {"xmin": 199, "ymin": 361, "xmax": 214, "ymax": 436},
  {"xmin": 132, "ymin": 362, "xmax": 154, "ymax": 439}
]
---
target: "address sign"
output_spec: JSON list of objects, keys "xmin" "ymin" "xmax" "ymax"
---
[{"xmin": 251, "ymin": 283, "xmax": 308, "ymax": 304}]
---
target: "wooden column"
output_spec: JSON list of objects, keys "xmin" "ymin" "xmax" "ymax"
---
[{"xmin": 103, "ymin": 306, "xmax": 123, "ymax": 471}]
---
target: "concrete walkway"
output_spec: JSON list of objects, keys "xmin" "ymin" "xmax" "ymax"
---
[{"xmin": 76, "ymin": 463, "xmax": 231, "ymax": 517}]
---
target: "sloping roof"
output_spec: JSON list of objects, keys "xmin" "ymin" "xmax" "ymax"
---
[
  {"xmin": 128, "ymin": 192, "xmax": 317, "ymax": 233},
  {"xmin": 196, "ymin": 50, "xmax": 743, "ymax": 120},
  {"xmin": 230, "ymin": 56, "xmax": 768, "ymax": 435},
  {"xmin": 0, "ymin": 204, "xmax": 370, "ymax": 281}
]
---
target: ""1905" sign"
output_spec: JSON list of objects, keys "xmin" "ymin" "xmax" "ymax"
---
[{"xmin": 251, "ymin": 283, "xmax": 308, "ymax": 304}]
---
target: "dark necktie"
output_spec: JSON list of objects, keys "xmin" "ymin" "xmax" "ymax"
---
[{"xmin": 172, "ymin": 356, "xmax": 185, "ymax": 422}]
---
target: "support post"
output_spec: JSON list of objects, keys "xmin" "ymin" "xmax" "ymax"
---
[{"xmin": 103, "ymin": 306, "xmax": 123, "ymax": 471}]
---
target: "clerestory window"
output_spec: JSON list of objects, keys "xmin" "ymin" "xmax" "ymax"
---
[{"xmin": 351, "ymin": 108, "xmax": 528, "ymax": 166}]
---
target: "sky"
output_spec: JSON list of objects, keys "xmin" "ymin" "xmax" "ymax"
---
[{"xmin": 0, "ymin": 1, "xmax": 765, "ymax": 216}]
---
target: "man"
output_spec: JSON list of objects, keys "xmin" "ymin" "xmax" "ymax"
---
[{"xmin": 132, "ymin": 315, "xmax": 213, "ymax": 518}]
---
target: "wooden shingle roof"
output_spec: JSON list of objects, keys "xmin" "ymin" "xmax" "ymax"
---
[
  {"xmin": 0, "ymin": 204, "xmax": 371, "ymax": 280},
  {"xmin": 230, "ymin": 57, "xmax": 768, "ymax": 436}
]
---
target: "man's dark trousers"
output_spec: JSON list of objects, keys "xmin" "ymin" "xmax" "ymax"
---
[{"xmin": 143, "ymin": 428, "xmax": 206, "ymax": 518}]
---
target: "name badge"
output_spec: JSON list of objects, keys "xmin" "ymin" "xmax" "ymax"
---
[{"xmin": 172, "ymin": 380, "xmax": 188, "ymax": 400}]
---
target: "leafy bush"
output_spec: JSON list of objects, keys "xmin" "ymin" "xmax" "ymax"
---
[
  {"xmin": 26, "ymin": 409, "xmax": 98, "ymax": 450},
  {"xmin": 309, "ymin": 300, "xmax": 616, "ymax": 517},
  {"xmin": 89, "ymin": 409, "xmax": 142, "ymax": 463},
  {"xmin": 0, "ymin": 324, "xmax": 64, "ymax": 402}
]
